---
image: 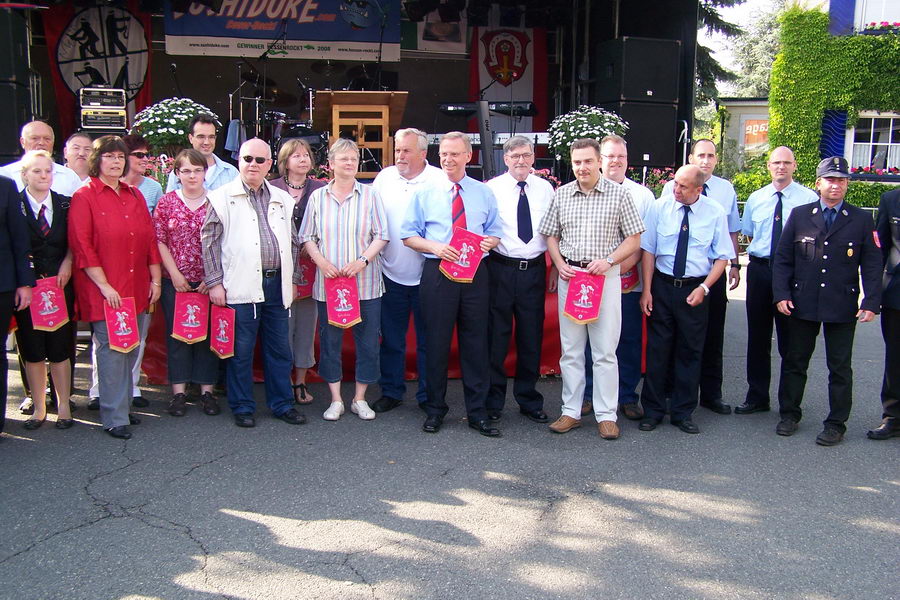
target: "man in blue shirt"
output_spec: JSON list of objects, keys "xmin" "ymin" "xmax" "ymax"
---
[
  {"xmin": 401, "ymin": 132, "xmax": 503, "ymax": 437},
  {"xmin": 166, "ymin": 114, "xmax": 238, "ymax": 193},
  {"xmin": 736, "ymin": 146, "xmax": 817, "ymax": 415},
  {"xmin": 639, "ymin": 165, "xmax": 735, "ymax": 434}
]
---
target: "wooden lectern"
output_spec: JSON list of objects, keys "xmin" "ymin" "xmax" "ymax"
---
[{"xmin": 314, "ymin": 91, "xmax": 409, "ymax": 179}]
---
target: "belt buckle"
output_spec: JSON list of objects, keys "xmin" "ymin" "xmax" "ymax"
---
[
  {"xmin": 518, "ymin": 260, "xmax": 528, "ymax": 271},
  {"xmin": 673, "ymin": 278, "xmax": 684, "ymax": 288}
]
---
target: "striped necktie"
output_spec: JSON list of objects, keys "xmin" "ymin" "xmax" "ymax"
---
[
  {"xmin": 38, "ymin": 204, "xmax": 51, "ymax": 237},
  {"xmin": 451, "ymin": 183, "xmax": 467, "ymax": 230}
]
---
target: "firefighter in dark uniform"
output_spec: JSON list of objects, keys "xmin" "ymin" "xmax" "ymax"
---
[
  {"xmin": 868, "ymin": 186, "xmax": 900, "ymax": 440},
  {"xmin": 772, "ymin": 157, "xmax": 882, "ymax": 446}
]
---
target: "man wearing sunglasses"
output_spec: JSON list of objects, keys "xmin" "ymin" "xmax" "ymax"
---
[
  {"xmin": 201, "ymin": 138, "xmax": 306, "ymax": 428},
  {"xmin": 166, "ymin": 114, "xmax": 238, "ymax": 193}
]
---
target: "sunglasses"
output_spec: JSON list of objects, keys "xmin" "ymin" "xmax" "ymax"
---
[
  {"xmin": 242, "ymin": 155, "xmax": 268, "ymax": 164},
  {"xmin": 130, "ymin": 151, "xmax": 151, "ymax": 159}
]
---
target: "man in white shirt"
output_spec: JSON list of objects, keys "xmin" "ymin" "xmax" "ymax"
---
[
  {"xmin": 661, "ymin": 139, "xmax": 741, "ymax": 415},
  {"xmin": 736, "ymin": 146, "xmax": 817, "ymax": 414},
  {"xmin": 0, "ymin": 121, "xmax": 83, "ymax": 196},
  {"xmin": 370, "ymin": 128, "xmax": 444, "ymax": 413},
  {"xmin": 166, "ymin": 114, "xmax": 238, "ymax": 193},
  {"xmin": 63, "ymin": 131, "xmax": 92, "ymax": 183},
  {"xmin": 582, "ymin": 135, "xmax": 655, "ymax": 421},
  {"xmin": 485, "ymin": 135, "xmax": 556, "ymax": 424}
]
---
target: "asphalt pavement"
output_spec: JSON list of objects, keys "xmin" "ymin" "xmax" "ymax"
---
[{"xmin": 1, "ymin": 278, "xmax": 897, "ymax": 600}]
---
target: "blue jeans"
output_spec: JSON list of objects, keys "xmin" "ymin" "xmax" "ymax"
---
[
  {"xmin": 317, "ymin": 298, "xmax": 381, "ymax": 384},
  {"xmin": 227, "ymin": 276, "xmax": 294, "ymax": 417},
  {"xmin": 583, "ymin": 291, "xmax": 642, "ymax": 404},
  {"xmin": 378, "ymin": 275, "xmax": 427, "ymax": 403}
]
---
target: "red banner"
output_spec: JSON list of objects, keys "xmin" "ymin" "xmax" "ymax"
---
[
  {"xmin": 30, "ymin": 277, "xmax": 69, "ymax": 332},
  {"xmin": 439, "ymin": 227, "xmax": 485, "ymax": 283},
  {"xmin": 104, "ymin": 297, "xmax": 140, "ymax": 353},
  {"xmin": 42, "ymin": 1, "xmax": 152, "ymax": 139},
  {"xmin": 171, "ymin": 292, "xmax": 209, "ymax": 344},
  {"xmin": 295, "ymin": 256, "xmax": 315, "ymax": 300},
  {"xmin": 209, "ymin": 305, "xmax": 235, "ymax": 359},
  {"xmin": 563, "ymin": 272, "xmax": 605, "ymax": 324},
  {"xmin": 324, "ymin": 276, "xmax": 362, "ymax": 329}
]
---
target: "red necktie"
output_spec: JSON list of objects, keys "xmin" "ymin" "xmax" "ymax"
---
[
  {"xmin": 451, "ymin": 183, "xmax": 467, "ymax": 230},
  {"xmin": 38, "ymin": 204, "xmax": 51, "ymax": 237}
]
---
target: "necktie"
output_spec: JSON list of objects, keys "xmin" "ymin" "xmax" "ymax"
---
[
  {"xmin": 451, "ymin": 183, "xmax": 467, "ymax": 230},
  {"xmin": 516, "ymin": 181, "xmax": 533, "ymax": 244},
  {"xmin": 770, "ymin": 191, "xmax": 783, "ymax": 260},
  {"xmin": 824, "ymin": 207, "xmax": 835, "ymax": 232},
  {"xmin": 38, "ymin": 204, "xmax": 51, "ymax": 237},
  {"xmin": 702, "ymin": 183, "xmax": 710, "ymax": 198},
  {"xmin": 673, "ymin": 205, "xmax": 691, "ymax": 279}
]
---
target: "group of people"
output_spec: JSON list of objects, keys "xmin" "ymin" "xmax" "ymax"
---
[{"xmin": 0, "ymin": 116, "xmax": 896, "ymax": 446}]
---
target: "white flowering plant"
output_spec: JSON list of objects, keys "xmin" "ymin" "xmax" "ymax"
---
[
  {"xmin": 548, "ymin": 105, "xmax": 629, "ymax": 164},
  {"xmin": 131, "ymin": 98, "xmax": 221, "ymax": 155}
]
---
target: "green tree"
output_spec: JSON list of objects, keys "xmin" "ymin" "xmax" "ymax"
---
[
  {"xmin": 732, "ymin": 0, "xmax": 784, "ymax": 97},
  {"xmin": 696, "ymin": 0, "xmax": 744, "ymax": 103}
]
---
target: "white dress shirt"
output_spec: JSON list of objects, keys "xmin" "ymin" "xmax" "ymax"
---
[
  {"xmin": 371, "ymin": 163, "xmax": 445, "ymax": 286},
  {"xmin": 25, "ymin": 190, "xmax": 54, "ymax": 225},
  {"xmin": 485, "ymin": 171, "xmax": 553, "ymax": 259},
  {"xmin": 0, "ymin": 160, "xmax": 83, "ymax": 196},
  {"xmin": 616, "ymin": 177, "xmax": 654, "ymax": 292}
]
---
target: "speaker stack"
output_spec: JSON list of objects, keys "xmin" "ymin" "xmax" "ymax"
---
[
  {"xmin": 592, "ymin": 37, "xmax": 681, "ymax": 167},
  {"xmin": 0, "ymin": 10, "xmax": 31, "ymax": 164}
]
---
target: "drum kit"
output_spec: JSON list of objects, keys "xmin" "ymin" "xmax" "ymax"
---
[{"xmin": 227, "ymin": 60, "xmax": 388, "ymax": 168}]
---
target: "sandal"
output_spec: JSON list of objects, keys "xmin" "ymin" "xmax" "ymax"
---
[{"xmin": 293, "ymin": 383, "xmax": 313, "ymax": 405}]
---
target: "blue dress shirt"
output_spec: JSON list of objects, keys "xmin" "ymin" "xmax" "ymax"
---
[
  {"xmin": 741, "ymin": 181, "xmax": 818, "ymax": 257},
  {"xmin": 400, "ymin": 175, "xmax": 502, "ymax": 259},
  {"xmin": 662, "ymin": 174, "xmax": 740, "ymax": 232},
  {"xmin": 166, "ymin": 153, "xmax": 239, "ymax": 193},
  {"xmin": 641, "ymin": 195, "xmax": 735, "ymax": 278}
]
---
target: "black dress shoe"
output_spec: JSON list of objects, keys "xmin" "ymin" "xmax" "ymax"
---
[
  {"xmin": 699, "ymin": 400, "xmax": 731, "ymax": 415},
  {"xmin": 487, "ymin": 411, "xmax": 502, "ymax": 422},
  {"xmin": 55, "ymin": 419, "xmax": 74, "ymax": 430},
  {"xmin": 815, "ymin": 427, "xmax": 844, "ymax": 446},
  {"xmin": 234, "ymin": 414, "xmax": 256, "ymax": 428},
  {"xmin": 468, "ymin": 419, "xmax": 501, "ymax": 437},
  {"xmin": 23, "ymin": 417, "xmax": 46, "ymax": 430},
  {"xmin": 519, "ymin": 408, "xmax": 549, "ymax": 423},
  {"xmin": 87, "ymin": 397, "xmax": 100, "ymax": 410},
  {"xmin": 639, "ymin": 418, "xmax": 660, "ymax": 431},
  {"xmin": 106, "ymin": 426, "xmax": 131, "ymax": 439},
  {"xmin": 867, "ymin": 422, "xmax": 900, "ymax": 440},
  {"xmin": 776, "ymin": 419, "xmax": 798, "ymax": 436},
  {"xmin": 132, "ymin": 396, "xmax": 149, "ymax": 408},
  {"xmin": 128, "ymin": 414, "xmax": 141, "ymax": 425},
  {"xmin": 422, "ymin": 415, "xmax": 442, "ymax": 433},
  {"xmin": 276, "ymin": 408, "xmax": 306, "ymax": 425},
  {"xmin": 371, "ymin": 396, "xmax": 402, "ymax": 413},
  {"xmin": 735, "ymin": 401, "xmax": 770, "ymax": 414},
  {"xmin": 672, "ymin": 419, "xmax": 700, "ymax": 434}
]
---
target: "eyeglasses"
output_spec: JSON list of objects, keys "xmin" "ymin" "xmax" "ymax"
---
[
  {"xmin": 507, "ymin": 152, "xmax": 533, "ymax": 161},
  {"xmin": 177, "ymin": 168, "xmax": 205, "ymax": 176},
  {"xmin": 130, "ymin": 151, "xmax": 150, "ymax": 159},
  {"xmin": 242, "ymin": 155, "xmax": 268, "ymax": 164},
  {"xmin": 600, "ymin": 154, "xmax": 627, "ymax": 161},
  {"xmin": 101, "ymin": 153, "xmax": 126, "ymax": 161}
]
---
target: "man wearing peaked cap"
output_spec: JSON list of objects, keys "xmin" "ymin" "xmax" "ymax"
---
[{"xmin": 772, "ymin": 156, "xmax": 883, "ymax": 446}]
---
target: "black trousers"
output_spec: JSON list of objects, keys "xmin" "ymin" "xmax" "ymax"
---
[
  {"xmin": 744, "ymin": 258, "xmax": 789, "ymax": 406},
  {"xmin": 641, "ymin": 272, "xmax": 709, "ymax": 422},
  {"xmin": 881, "ymin": 307, "xmax": 900, "ymax": 422},
  {"xmin": 699, "ymin": 274, "xmax": 727, "ymax": 403},
  {"xmin": 778, "ymin": 316, "xmax": 856, "ymax": 432},
  {"xmin": 486, "ymin": 256, "xmax": 545, "ymax": 413},
  {"xmin": 420, "ymin": 259, "xmax": 491, "ymax": 421},
  {"xmin": 0, "ymin": 290, "xmax": 15, "ymax": 433}
]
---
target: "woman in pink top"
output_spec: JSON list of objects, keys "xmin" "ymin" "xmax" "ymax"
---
[{"xmin": 153, "ymin": 149, "xmax": 221, "ymax": 418}]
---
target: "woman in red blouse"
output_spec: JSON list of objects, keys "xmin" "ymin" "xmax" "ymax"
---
[
  {"xmin": 69, "ymin": 136, "xmax": 162, "ymax": 439},
  {"xmin": 153, "ymin": 149, "xmax": 220, "ymax": 417}
]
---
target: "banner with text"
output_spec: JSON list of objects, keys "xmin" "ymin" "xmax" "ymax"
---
[{"xmin": 164, "ymin": 0, "xmax": 401, "ymax": 61}]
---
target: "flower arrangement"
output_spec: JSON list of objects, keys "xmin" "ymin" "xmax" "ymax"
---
[
  {"xmin": 850, "ymin": 165, "xmax": 900, "ymax": 175},
  {"xmin": 131, "ymin": 98, "xmax": 221, "ymax": 156},
  {"xmin": 145, "ymin": 154, "xmax": 176, "ymax": 192},
  {"xmin": 627, "ymin": 166, "xmax": 675, "ymax": 197},
  {"xmin": 861, "ymin": 21, "xmax": 900, "ymax": 33},
  {"xmin": 531, "ymin": 168, "xmax": 561, "ymax": 189},
  {"xmin": 548, "ymin": 105, "xmax": 629, "ymax": 163}
]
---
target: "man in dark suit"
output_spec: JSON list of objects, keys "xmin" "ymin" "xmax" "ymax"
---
[
  {"xmin": 868, "ymin": 187, "xmax": 900, "ymax": 440},
  {"xmin": 772, "ymin": 157, "xmax": 882, "ymax": 446},
  {"xmin": 0, "ymin": 175, "xmax": 36, "ymax": 436}
]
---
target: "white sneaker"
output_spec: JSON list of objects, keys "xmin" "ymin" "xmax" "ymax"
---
[
  {"xmin": 351, "ymin": 400, "xmax": 376, "ymax": 420},
  {"xmin": 323, "ymin": 401, "xmax": 344, "ymax": 421}
]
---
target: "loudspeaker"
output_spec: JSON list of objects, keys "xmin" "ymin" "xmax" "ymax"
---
[
  {"xmin": 593, "ymin": 37, "xmax": 681, "ymax": 105},
  {"xmin": 0, "ymin": 83, "xmax": 30, "ymax": 163},
  {"xmin": 0, "ymin": 10, "xmax": 29, "ymax": 84},
  {"xmin": 598, "ymin": 101, "xmax": 678, "ymax": 167}
]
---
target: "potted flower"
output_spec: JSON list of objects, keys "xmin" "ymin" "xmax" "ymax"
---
[
  {"xmin": 860, "ymin": 21, "xmax": 900, "ymax": 34},
  {"xmin": 548, "ymin": 105, "xmax": 629, "ymax": 164},
  {"xmin": 131, "ymin": 97, "xmax": 222, "ymax": 158}
]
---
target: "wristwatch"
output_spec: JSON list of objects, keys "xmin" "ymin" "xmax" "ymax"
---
[
  {"xmin": 358, "ymin": 255, "xmax": 369, "ymax": 265},
  {"xmin": 730, "ymin": 263, "xmax": 741, "ymax": 270},
  {"xmin": 699, "ymin": 283, "xmax": 710, "ymax": 295},
  {"xmin": 605, "ymin": 256, "xmax": 616, "ymax": 266}
]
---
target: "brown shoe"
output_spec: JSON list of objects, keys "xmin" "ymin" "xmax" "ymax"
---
[
  {"xmin": 168, "ymin": 393, "xmax": 187, "ymax": 417},
  {"xmin": 548, "ymin": 415, "xmax": 581, "ymax": 433},
  {"xmin": 581, "ymin": 401, "xmax": 593, "ymax": 416},
  {"xmin": 598, "ymin": 420, "xmax": 620, "ymax": 440},
  {"xmin": 620, "ymin": 403, "xmax": 644, "ymax": 420},
  {"xmin": 200, "ymin": 392, "xmax": 221, "ymax": 416}
]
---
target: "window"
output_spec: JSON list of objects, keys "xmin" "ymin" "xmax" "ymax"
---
[
  {"xmin": 849, "ymin": 115, "xmax": 900, "ymax": 172},
  {"xmin": 855, "ymin": 0, "xmax": 900, "ymax": 29}
]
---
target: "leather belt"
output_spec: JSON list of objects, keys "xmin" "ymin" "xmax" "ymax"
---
[
  {"xmin": 655, "ymin": 269, "xmax": 705, "ymax": 289},
  {"xmin": 749, "ymin": 255, "xmax": 771, "ymax": 265},
  {"xmin": 262, "ymin": 269, "xmax": 280, "ymax": 278},
  {"xmin": 564, "ymin": 257, "xmax": 591, "ymax": 269},
  {"xmin": 490, "ymin": 251, "xmax": 544, "ymax": 270}
]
